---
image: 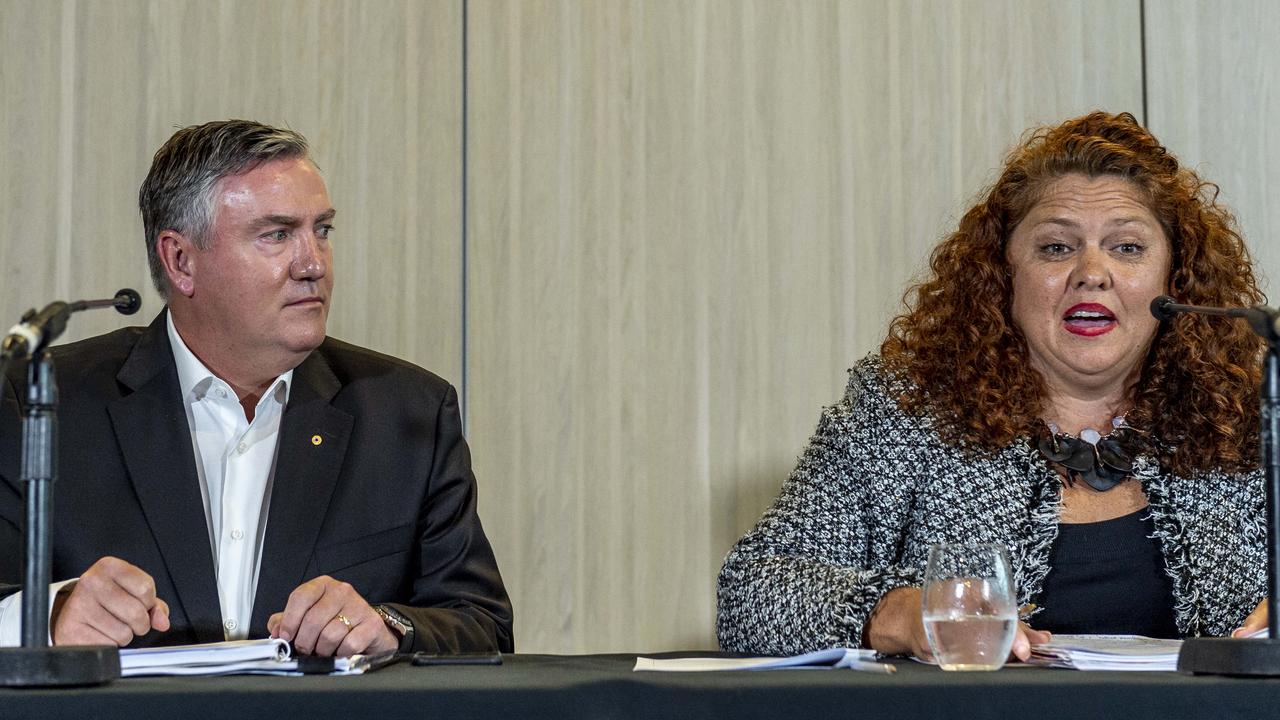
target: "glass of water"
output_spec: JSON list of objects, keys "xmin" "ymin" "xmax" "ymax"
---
[{"xmin": 922, "ymin": 543, "xmax": 1017, "ymax": 671}]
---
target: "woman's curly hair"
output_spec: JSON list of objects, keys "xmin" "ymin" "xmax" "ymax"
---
[{"xmin": 880, "ymin": 111, "xmax": 1264, "ymax": 476}]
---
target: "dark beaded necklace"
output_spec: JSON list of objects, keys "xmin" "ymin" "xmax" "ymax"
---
[{"xmin": 1035, "ymin": 418, "xmax": 1147, "ymax": 492}]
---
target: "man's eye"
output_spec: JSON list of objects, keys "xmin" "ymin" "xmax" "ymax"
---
[
  {"xmin": 316, "ymin": 224, "xmax": 335, "ymax": 240},
  {"xmin": 263, "ymin": 229, "xmax": 289, "ymax": 242}
]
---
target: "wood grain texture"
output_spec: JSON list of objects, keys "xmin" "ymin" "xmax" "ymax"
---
[
  {"xmin": 0, "ymin": 1, "xmax": 67, "ymax": 326},
  {"xmin": 20, "ymin": 0, "xmax": 1253, "ymax": 656},
  {"xmin": 0, "ymin": 0, "xmax": 463, "ymax": 382},
  {"xmin": 1145, "ymin": 1, "xmax": 1280, "ymax": 296},
  {"xmin": 466, "ymin": 0, "xmax": 1143, "ymax": 652}
]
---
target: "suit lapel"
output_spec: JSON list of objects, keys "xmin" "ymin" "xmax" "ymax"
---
[
  {"xmin": 250, "ymin": 349, "xmax": 352, "ymax": 632},
  {"xmin": 108, "ymin": 313, "xmax": 223, "ymax": 643}
]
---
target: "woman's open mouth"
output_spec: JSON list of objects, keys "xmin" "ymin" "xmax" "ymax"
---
[{"xmin": 1063, "ymin": 303, "xmax": 1116, "ymax": 336}]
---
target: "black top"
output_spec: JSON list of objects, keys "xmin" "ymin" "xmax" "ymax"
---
[{"xmin": 1033, "ymin": 507, "xmax": 1179, "ymax": 638}]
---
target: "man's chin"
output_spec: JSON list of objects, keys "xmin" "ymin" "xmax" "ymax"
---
[{"xmin": 283, "ymin": 326, "xmax": 328, "ymax": 356}]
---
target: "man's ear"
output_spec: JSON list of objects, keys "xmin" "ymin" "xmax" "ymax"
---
[{"xmin": 156, "ymin": 230, "xmax": 198, "ymax": 298}]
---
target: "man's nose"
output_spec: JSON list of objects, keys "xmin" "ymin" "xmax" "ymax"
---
[{"xmin": 290, "ymin": 232, "xmax": 328, "ymax": 281}]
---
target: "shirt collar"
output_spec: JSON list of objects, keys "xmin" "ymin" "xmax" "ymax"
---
[{"xmin": 166, "ymin": 311, "xmax": 293, "ymax": 406}]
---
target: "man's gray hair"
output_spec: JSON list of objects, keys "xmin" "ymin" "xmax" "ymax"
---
[{"xmin": 139, "ymin": 120, "xmax": 310, "ymax": 298}]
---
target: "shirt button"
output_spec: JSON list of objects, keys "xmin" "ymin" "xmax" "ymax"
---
[
  {"xmin": 236, "ymin": 442, "xmax": 248, "ymax": 454},
  {"xmin": 224, "ymin": 618, "xmax": 237, "ymax": 631},
  {"xmin": 216, "ymin": 388, "xmax": 227, "ymax": 399},
  {"xmin": 230, "ymin": 529, "xmax": 244, "ymax": 540}
]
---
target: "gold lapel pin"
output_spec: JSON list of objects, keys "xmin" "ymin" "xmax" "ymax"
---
[{"xmin": 311, "ymin": 435, "xmax": 323, "ymax": 446}]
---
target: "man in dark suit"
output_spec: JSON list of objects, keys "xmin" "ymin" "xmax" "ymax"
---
[{"xmin": 0, "ymin": 120, "xmax": 512, "ymax": 656}]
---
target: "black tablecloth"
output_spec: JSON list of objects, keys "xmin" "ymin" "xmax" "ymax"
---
[{"xmin": 4, "ymin": 653, "xmax": 1279, "ymax": 720}]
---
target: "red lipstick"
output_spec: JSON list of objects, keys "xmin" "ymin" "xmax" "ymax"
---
[{"xmin": 1062, "ymin": 303, "xmax": 1116, "ymax": 337}]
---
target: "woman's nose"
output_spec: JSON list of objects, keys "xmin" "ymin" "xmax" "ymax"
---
[{"xmin": 1069, "ymin": 247, "xmax": 1111, "ymax": 291}]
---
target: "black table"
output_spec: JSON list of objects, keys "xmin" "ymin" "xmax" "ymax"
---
[{"xmin": 4, "ymin": 654, "xmax": 1279, "ymax": 720}]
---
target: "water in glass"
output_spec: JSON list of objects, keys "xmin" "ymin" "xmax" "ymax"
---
[{"xmin": 922, "ymin": 544, "xmax": 1017, "ymax": 671}]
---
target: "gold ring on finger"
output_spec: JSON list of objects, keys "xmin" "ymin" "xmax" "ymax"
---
[{"xmin": 336, "ymin": 614, "xmax": 352, "ymax": 628}]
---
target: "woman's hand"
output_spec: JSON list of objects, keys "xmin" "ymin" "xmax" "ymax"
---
[
  {"xmin": 865, "ymin": 587, "xmax": 933, "ymax": 659},
  {"xmin": 1233, "ymin": 599, "xmax": 1268, "ymax": 638},
  {"xmin": 1011, "ymin": 621, "xmax": 1051, "ymax": 661},
  {"xmin": 865, "ymin": 587, "xmax": 1051, "ymax": 662}
]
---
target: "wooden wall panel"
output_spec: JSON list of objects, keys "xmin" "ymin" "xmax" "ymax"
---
[
  {"xmin": 1145, "ymin": 1, "xmax": 1280, "ymax": 296},
  {"xmin": 0, "ymin": 2, "xmax": 67, "ymax": 328},
  {"xmin": 467, "ymin": 0, "xmax": 1143, "ymax": 653},
  {"xmin": 13, "ymin": 0, "xmax": 1216, "ymax": 656},
  {"xmin": 0, "ymin": 0, "xmax": 463, "ymax": 383}
]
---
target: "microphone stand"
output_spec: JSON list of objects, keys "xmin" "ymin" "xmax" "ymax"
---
[
  {"xmin": 1155, "ymin": 296, "xmax": 1280, "ymax": 675},
  {"xmin": 0, "ymin": 289, "xmax": 140, "ymax": 687}
]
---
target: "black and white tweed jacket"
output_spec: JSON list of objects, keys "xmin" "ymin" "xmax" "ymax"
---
[{"xmin": 717, "ymin": 355, "xmax": 1266, "ymax": 655}]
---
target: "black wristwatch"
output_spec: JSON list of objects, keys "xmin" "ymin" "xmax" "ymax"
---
[{"xmin": 374, "ymin": 604, "xmax": 415, "ymax": 653}]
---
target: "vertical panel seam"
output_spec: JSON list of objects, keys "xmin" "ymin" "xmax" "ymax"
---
[
  {"xmin": 1139, "ymin": 0, "xmax": 1148, "ymax": 126},
  {"xmin": 461, "ymin": 0, "xmax": 470, "ymax": 430},
  {"xmin": 56, "ymin": 0, "xmax": 76, "ymax": 301}
]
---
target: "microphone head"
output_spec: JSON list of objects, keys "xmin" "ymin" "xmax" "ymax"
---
[
  {"xmin": 113, "ymin": 288, "xmax": 142, "ymax": 316},
  {"xmin": 1150, "ymin": 295, "xmax": 1176, "ymax": 322}
]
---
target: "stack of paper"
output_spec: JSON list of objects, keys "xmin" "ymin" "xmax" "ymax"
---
[
  {"xmin": 119, "ymin": 638, "xmax": 374, "ymax": 677},
  {"xmin": 634, "ymin": 648, "xmax": 893, "ymax": 673},
  {"xmin": 1028, "ymin": 628, "xmax": 1272, "ymax": 672},
  {"xmin": 1027, "ymin": 635, "xmax": 1183, "ymax": 671}
]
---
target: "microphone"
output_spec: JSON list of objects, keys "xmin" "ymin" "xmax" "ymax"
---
[
  {"xmin": 1150, "ymin": 294, "xmax": 1252, "ymax": 321},
  {"xmin": 1, "ymin": 288, "xmax": 143, "ymax": 363},
  {"xmin": 1150, "ymin": 294, "xmax": 1280, "ymax": 342},
  {"xmin": 69, "ymin": 288, "xmax": 142, "ymax": 316},
  {"xmin": 1, "ymin": 302, "xmax": 71, "ymax": 363},
  {"xmin": 115, "ymin": 288, "xmax": 142, "ymax": 315},
  {"xmin": 1150, "ymin": 295, "xmax": 1177, "ymax": 322}
]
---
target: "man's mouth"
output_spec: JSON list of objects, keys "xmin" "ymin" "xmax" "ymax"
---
[{"xmin": 1062, "ymin": 303, "xmax": 1116, "ymax": 336}]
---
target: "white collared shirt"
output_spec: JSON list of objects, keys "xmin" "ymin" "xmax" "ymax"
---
[
  {"xmin": 168, "ymin": 313, "xmax": 291, "ymax": 640},
  {"xmin": 0, "ymin": 313, "xmax": 292, "ymax": 644}
]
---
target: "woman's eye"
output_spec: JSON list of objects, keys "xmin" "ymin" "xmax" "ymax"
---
[
  {"xmin": 1115, "ymin": 242, "xmax": 1144, "ymax": 255},
  {"xmin": 1039, "ymin": 242, "xmax": 1071, "ymax": 256}
]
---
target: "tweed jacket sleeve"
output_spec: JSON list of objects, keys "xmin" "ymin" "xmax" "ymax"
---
[{"xmin": 716, "ymin": 356, "xmax": 928, "ymax": 655}]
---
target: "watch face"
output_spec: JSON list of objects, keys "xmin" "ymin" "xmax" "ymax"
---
[{"xmin": 376, "ymin": 605, "xmax": 414, "ymax": 653}]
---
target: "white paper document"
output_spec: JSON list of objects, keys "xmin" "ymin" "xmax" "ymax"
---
[
  {"xmin": 633, "ymin": 647, "xmax": 893, "ymax": 673},
  {"xmin": 1026, "ymin": 634, "xmax": 1184, "ymax": 671},
  {"xmin": 1027, "ymin": 628, "xmax": 1270, "ymax": 672},
  {"xmin": 119, "ymin": 638, "xmax": 374, "ymax": 677}
]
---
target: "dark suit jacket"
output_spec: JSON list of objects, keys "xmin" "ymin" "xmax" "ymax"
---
[{"xmin": 0, "ymin": 312, "xmax": 513, "ymax": 652}]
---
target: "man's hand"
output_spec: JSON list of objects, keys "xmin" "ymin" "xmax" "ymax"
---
[
  {"xmin": 267, "ymin": 575, "xmax": 397, "ymax": 657},
  {"xmin": 52, "ymin": 556, "xmax": 170, "ymax": 646},
  {"xmin": 866, "ymin": 586, "xmax": 1050, "ymax": 662}
]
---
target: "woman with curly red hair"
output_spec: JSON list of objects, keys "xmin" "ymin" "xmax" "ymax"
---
[{"xmin": 717, "ymin": 111, "xmax": 1268, "ymax": 662}]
